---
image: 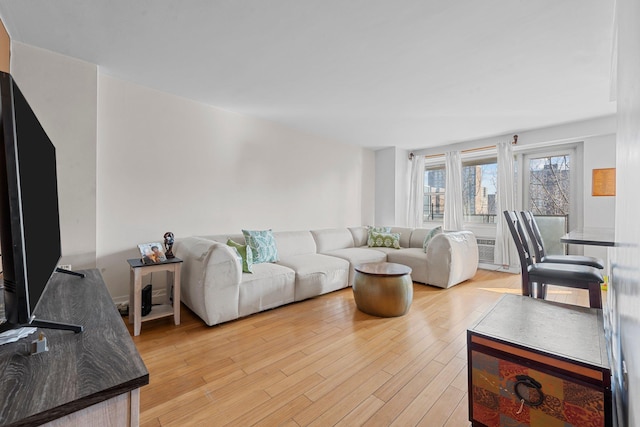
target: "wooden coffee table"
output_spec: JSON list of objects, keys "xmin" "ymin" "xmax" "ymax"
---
[{"xmin": 353, "ymin": 262, "xmax": 413, "ymax": 317}]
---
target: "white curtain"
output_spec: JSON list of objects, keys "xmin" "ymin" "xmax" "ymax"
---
[
  {"xmin": 444, "ymin": 151, "xmax": 463, "ymax": 231},
  {"xmin": 494, "ymin": 141, "xmax": 518, "ymax": 266},
  {"xmin": 407, "ymin": 154, "xmax": 425, "ymax": 228}
]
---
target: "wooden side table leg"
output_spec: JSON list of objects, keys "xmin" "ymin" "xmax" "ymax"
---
[
  {"xmin": 165, "ymin": 270, "xmax": 172, "ymax": 305},
  {"xmin": 133, "ymin": 268, "xmax": 142, "ymax": 336},
  {"xmin": 129, "ymin": 267, "xmax": 134, "ymax": 325},
  {"xmin": 173, "ymin": 264, "xmax": 181, "ymax": 326}
]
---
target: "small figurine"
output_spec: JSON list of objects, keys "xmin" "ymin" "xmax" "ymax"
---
[{"xmin": 163, "ymin": 232, "xmax": 175, "ymax": 259}]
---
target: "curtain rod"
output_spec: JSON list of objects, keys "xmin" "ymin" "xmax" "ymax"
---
[{"xmin": 409, "ymin": 135, "xmax": 518, "ymax": 160}]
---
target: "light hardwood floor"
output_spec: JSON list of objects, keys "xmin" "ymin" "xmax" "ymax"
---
[{"xmin": 128, "ymin": 270, "xmax": 590, "ymax": 426}]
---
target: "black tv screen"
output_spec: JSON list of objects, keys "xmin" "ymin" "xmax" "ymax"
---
[{"xmin": 0, "ymin": 71, "xmax": 62, "ymax": 329}]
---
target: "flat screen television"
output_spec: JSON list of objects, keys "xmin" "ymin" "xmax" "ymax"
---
[{"xmin": 0, "ymin": 71, "xmax": 82, "ymax": 334}]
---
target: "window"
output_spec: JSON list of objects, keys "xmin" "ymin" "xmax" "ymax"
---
[
  {"xmin": 528, "ymin": 154, "xmax": 570, "ymax": 215},
  {"xmin": 422, "ymin": 158, "xmax": 498, "ymax": 224},
  {"xmin": 523, "ymin": 151, "xmax": 575, "ymax": 255},
  {"xmin": 462, "ymin": 158, "xmax": 497, "ymax": 224},
  {"xmin": 423, "ymin": 167, "xmax": 445, "ymax": 222}
]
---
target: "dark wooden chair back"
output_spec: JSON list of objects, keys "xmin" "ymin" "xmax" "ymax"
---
[
  {"xmin": 520, "ymin": 211, "xmax": 546, "ymax": 261},
  {"xmin": 502, "ymin": 210, "xmax": 533, "ymax": 296}
]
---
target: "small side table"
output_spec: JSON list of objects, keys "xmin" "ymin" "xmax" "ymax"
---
[
  {"xmin": 352, "ymin": 262, "xmax": 413, "ymax": 317},
  {"xmin": 127, "ymin": 257, "xmax": 182, "ymax": 336}
]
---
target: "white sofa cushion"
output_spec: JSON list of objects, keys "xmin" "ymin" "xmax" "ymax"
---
[
  {"xmin": 273, "ymin": 230, "xmax": 317, "ymax": 258},
  {"xmin": 348, "ymin": 226, "xmax": 369, "ymax": 247},
  {"xmin": 175, "ymin": 237, "xmax": 242, "ymax": 326},
  {"xmin": 201, "ymin": 234, "xmax": 245, "ymax": 244},
  {"xmin": 323, "ymin": 247, "xmax": 387, "ymax": 285},
  {"xmin": 238, "ymin": 263, "xmax": 295, "ymax": 317},
  {"xmin": 310, "ymin": 228, "xmax": 355, "ymax": 252},
  {"xmin": 425, "ymin": 231, "xmax": 478, "ymax": 288},
  {"xmin": 388, "ymin": 227, "xmax": 413, "ymax": 248},
  {"xmin": 278, "ymin": 253, "xmax": 350, "ymax": 301},
  {"xmin": 386, "ymin": 248, "xmax": 429, "ymax": 285}
]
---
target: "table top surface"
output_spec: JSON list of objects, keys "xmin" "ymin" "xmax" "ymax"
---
[
  {"xmin": 561, "ymin": 227, "xmax": 616, "ymax": 247},
  {"xmin": 469, "ymin": 294, "xmax": 609, "ymax": 370},
  {"xmin": 355, "ymin": 262, "xmax": 412, "ymax": 276},
  {"xmin": 128, "ymin": 256, "xmax": 183, "ymax": 268},
  {"xmin": 0, "ymin": 269, "xmax": 148, "ymax": 426}
]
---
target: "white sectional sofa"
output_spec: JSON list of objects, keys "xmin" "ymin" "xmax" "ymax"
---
[{"xmin": 175, "ymin": 226, "xmax": 478, "ymax": 326}]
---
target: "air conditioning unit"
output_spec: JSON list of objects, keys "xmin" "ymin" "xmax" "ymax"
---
[{"xmin": 477, "ymin": 237, "xmax": 496, "ymax": 264}]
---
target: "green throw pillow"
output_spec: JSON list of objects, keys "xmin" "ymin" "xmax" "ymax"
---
[
  {"xmin": 368, "ymin": 226, "xmax": 391, "ymax": 233},
  {"xmin": 367, "ymin": 226, "xmax": 392, "ymax": 246},
  {"xmin": 227, "ymin": 239, "xmax": 254, "ymax": 273},
  {"xmin": 368, "ymin": 231, "xmax": 401, "ymax": 249},
  {"xmin": 241, "ymin": 229, "xmax": 279, "ymax": 263},
  {"xmin": 423, "ymin": 226, "xmax": 443, "ymax": 252}
]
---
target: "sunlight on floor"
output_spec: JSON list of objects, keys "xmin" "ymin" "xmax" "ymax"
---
[{"xmin": 478, "ymin": 287, "xmax": 573, "ymax": 295}]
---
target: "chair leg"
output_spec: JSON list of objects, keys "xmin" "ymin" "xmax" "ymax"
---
[
  {"xmin": 588, "ymin": 282, "xmax": 602, "ymax": 309},
  {"xmin": 539, "ymin": 283, "xmax": 547, "ymax": 299},
  {"xmin": 529, "ymin": 282, "xmax": 546, "ymax": 299},
  {"xmin": 522, "ymin": 278, "xmax": 532, "ymax": 297}
]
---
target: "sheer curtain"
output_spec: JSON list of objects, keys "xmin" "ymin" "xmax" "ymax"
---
[
  {"xmin": 408, "ymin": 154, "xmax": 425, "ymax": 228},
  {"xmin": 444, "ymin": 151, "xmax": 463, "ymax": 231},
  {"xmin": 494, "ymin": 141, "xmax": 517, "ymax": 266}
]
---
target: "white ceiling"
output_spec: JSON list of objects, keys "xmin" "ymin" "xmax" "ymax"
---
[{"xmin": 0, "ymin": 0, "xmax": 616, "ymax": 150}]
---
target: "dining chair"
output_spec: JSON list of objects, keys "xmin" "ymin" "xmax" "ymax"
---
[
  {"xmin": 520, "ymin": 211, "xmax": 604, "ymax": 269},
  {"xmin": 503, "ymin": 211, "xmax": 603, "ymax": 308}
]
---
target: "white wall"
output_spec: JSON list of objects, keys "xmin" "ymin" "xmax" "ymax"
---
[
  {"xmin": 9, "ymin": 44, "xmax": 375, "ymax": 301},
  {"xmin": 10, "ymin": 42, "xmax": 98, "ymax": 269},
  {"xmin": 612, "ymin": 0, "xmax": 640, "ymax": 423},
  {"xmin": 374, "ymin": 146, "xmax": 409, "ymax": 227},
  {"xmin": 582, "ymin": 133, "xmax": 616, "ymax": 261},
  {"xmin": 97, "ymin": 75, "xmax": 375, "ymax": 299},
  {"xmin": 375, "ymin": 148, "xmax": 395, "ymax": 225}
]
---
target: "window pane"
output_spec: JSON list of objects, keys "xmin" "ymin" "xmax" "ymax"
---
[
  {"xmin": 423, "ymin": 168, "xmax": 445, "ymax": 222},
  {"xmin": 528, "ymin": 155, "xmax": 570, "ymax": 215},
  {"xmin": 462, "ymin": 160, "xmax": 497, "ymax": 224}
]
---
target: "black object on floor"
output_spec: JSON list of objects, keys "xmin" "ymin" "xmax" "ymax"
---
[{"xmin": 141, "ymin": 285, "xmax": 152, "ymax": 316}]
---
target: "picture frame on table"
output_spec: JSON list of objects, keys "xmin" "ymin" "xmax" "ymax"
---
[{"xmin": 138, "ymin": 242, "xmax": 167, "ymax": 264}]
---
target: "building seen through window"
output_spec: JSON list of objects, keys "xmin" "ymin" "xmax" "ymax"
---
[{"xmin": 423, "ymin": 159, "xmax": 498, "ymax": 224}]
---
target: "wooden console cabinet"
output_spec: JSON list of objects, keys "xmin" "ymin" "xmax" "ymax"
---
[
  {"xmin": 467, "ymin": 294, "xmax": 611, "ymax": 427},
  {"xmin": 0, "ymin": 269, "xmax": 149, "ymax": 426}
]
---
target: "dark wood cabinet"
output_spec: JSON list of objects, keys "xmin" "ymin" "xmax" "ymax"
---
[
  {"xmin": 467, "ymin": 294, "xmax": 611, "ymax": 427},
  {"xmin": 0, "ymin": 269, "xmax": 148, "ymax": 426}
]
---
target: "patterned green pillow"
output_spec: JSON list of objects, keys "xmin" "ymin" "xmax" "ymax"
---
[
  {"xmin": 367, "ymin": 226, "xmax": 392, "ymax": 246},
  {"xmin": 368, "ymin": 231, "xmax": 401, "ymax": 249},
  {"xmin": 368, "ymin": 226, "xmax": 391, "ymax": 233},
  {"xmin": 423, "ymin": 226, "xmax": 443, "ymax": 252},
  {"xmin": 241, "ymin": 229, "xmax": 279, "ymax": 263},
  {"xmin": 227, "ymin": 239, "xmax": 254, "ymax": 273}
]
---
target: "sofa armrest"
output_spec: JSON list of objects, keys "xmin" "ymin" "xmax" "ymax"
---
[
  {"xmin": 425, "ymin": 231, "xmax": 479, "ymax": 288},
  {"xmin": 175, "ymin": 237, "xmax": 242, "ymax": 325}
]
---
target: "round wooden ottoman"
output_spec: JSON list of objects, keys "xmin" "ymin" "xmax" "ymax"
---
[{"xmin": 352, "ymin": 262, "xmax": 413, "ymax": 317}]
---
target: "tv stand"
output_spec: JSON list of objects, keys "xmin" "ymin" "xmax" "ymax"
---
[
  {"xmin": 55, "ymin": 267, "xmax": 86, "ymax": 278},
  {"xmin": 29, "ymin": 318, "xmax": 83, "ymax": 333},
  {"xmin": 0, "ymin": 269, "xmax": 148, "ymax": 426}
]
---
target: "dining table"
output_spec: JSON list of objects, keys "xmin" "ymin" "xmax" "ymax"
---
[{"xmin": 560, "ymin": 227, "xmax": 616, "ymax": 247}]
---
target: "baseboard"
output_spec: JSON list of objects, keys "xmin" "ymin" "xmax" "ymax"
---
[
  {"xmin": 478, "ymin": 263, "xmax": 519, "ymax": 274},
  {"xmin": 111, "ymin": 289, "xmax": 168, "ymax": 307}
]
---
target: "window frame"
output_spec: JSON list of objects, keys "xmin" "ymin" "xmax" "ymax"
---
[
  {"xmin": 461, "ymin": 156, "xmax": 498, "ymax": 226},
  {"xmin": 423, "ymin": 163, "xmax": 446, "ymax": 224}
]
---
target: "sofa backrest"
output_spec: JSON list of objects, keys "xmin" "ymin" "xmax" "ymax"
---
[
  {"xmin": 388, "ymin": 227, "xmax": 413, "ymax": 248},
  {"xmin": 311, "ymin": 228, "xmax": 355, "ymax": 253},
  {"xmin": 273, "ymin": 230, "xmax": 317, "ymax": 258},
  {"xmin": 200, "ymin": 234, "xmax": 246, "ymax": 245},
  {"xmin": 349, "ymin": 226, "xmax": 369, "ymax": 247},
  {"xmin": 409, "ymin": 228, "xmax": 431, "ymax": 248}
]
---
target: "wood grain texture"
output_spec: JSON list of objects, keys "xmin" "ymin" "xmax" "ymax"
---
[
  {"xmin": 0, "ymin": 269, "xmax": 149, "ymax": 426},
  {"xmin": 132, "ymin": 270, "xmax": 594, "ymax": 426}
]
